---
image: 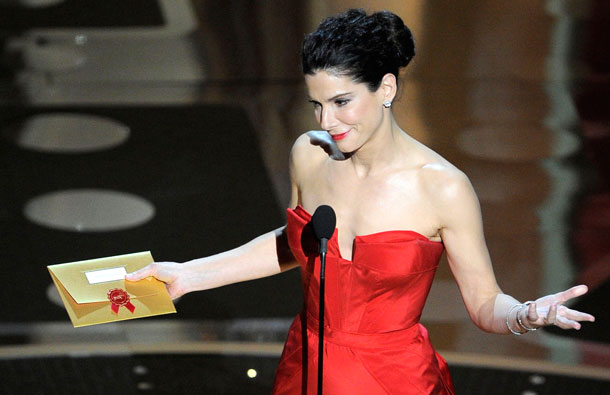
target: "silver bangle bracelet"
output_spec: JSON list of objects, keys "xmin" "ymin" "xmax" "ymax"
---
[
  {"xmin": 506, "ymin": 303, "xmax": 527, "ymax": 335},
  {"xmin": 517, "ymin": 301, "xmax": 537, "ymax": 331}
]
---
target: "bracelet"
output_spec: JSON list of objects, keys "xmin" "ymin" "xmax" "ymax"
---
[
  {"xmin": 517, "ymin": 301, "xmax": 538, "ymax": 331},
  {"xmin": 506, "ymin": 303, "xmax": 527, "ymax": 335}
]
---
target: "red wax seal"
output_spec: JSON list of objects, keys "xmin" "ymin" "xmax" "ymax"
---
[{"xmin": 107, "ymin": 288, "xmax": 135, "ymax": 314}]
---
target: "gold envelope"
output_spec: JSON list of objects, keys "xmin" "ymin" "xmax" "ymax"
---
[{"xmin": 48, "ymin": 251, "xmax": 176, "ymax": 327}]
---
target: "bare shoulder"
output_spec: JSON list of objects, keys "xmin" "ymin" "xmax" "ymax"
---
[
  {"xmin": 289, "ymin": 132, "xmax": 328, "ymax": 181},
  {"xmin": 416, "ymin": 150, "xmax": 477, "ymax": 209}
]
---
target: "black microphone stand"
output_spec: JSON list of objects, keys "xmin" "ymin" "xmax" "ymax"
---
[
  {"xmin": 318, "ymin": 238, "xmax": 328, "ymax": 395},
  {"xmin": 311, "ymin": 204, "xmax": 335, "ymax": 395}
]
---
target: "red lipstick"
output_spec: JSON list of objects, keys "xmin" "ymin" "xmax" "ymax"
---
[{"xmin": 331, "ymin": 130, "xmax": 350, "ymax": 141}]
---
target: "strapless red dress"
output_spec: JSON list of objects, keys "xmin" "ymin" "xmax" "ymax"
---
[{"xmin": 272, "ymin": 205, "xmax": 455, "ymax": 394}]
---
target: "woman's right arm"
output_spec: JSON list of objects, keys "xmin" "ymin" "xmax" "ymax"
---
[
  {"xmin": 126, "ymin": 227, "xmax": 297, "ymax": 299},
  {"xmin": 125, "ymin": 137, "xmax": 308, "ymax": 299}
]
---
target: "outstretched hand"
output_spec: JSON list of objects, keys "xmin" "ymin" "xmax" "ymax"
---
[
  {"xmin": 125, "ymin": 262, "xmax": 186, "ymax": 299},
  {"xmin": 522, "ymin": 285, "xmax": 595, "ymax": 330}
]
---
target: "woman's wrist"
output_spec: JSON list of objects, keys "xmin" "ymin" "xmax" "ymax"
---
[
  {"xmin": 506, "ymin": 303, "xmax": 527, "ymax": 335},
  {"xmin": 517, "ymin": 301, "xmax": 538, "ymax": 331},
  {"xmin": 181, "ymin": 258, "xmax": 216, "ymax": 293},
  {"xmin": 506, "ymin": 302, "xmax": 538, "ymax": 335}
]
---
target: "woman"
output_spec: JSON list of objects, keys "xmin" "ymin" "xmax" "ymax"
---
[{"xmin": 126, "ymin": 9, "xmax": 595, "ymax": 394}]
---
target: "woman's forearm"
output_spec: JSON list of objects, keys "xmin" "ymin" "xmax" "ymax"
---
[
  {"xmin": 179, "ymin": 226, "xmax": 298, "ymax": 294},
  {"xmin": 475, "ymin": 292, "xmax": 522, "ymax": 334}
]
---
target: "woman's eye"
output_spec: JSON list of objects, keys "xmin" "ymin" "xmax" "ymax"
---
[{"xmin": 335, "ymin": 99, "xmax": 349, "ymax": 107}]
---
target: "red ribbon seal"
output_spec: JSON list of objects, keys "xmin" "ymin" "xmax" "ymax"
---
[{"xmin": 107, "ymin": 288, "xmax": 135, "ymax": 314}]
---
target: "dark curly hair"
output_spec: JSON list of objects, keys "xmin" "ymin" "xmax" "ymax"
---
[{"xmin": 302, "ymin": 9, "xmax": 416, "ymax": 91}]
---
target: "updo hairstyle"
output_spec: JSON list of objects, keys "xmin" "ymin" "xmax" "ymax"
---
[{"xmin": 302, "ymin": 9, "xmax": 416, "ymax": 91}]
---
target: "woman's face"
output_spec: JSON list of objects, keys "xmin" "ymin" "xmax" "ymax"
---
[{"xmin": 305, "ymin": 70, "xmax": 386, "ymax": 153}]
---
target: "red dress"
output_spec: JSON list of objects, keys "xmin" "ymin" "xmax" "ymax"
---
[{"xmin": 272, "ymin": 205, "xmax": 455, "ymax": 394}]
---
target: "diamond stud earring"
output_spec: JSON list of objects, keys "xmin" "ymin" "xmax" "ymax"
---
[{"xmin": 383, "ymin": 100, "xmax": 392, "ymax": 108}]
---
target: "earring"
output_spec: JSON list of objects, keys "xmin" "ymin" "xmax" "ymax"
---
[{"xmin": 383, "ymin": 100, "xmax": 392, "ymax": 108}]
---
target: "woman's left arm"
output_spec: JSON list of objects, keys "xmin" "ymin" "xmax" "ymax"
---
[{"xmin": 433, "ymin": 168, "xmax": 595, "ymax": 334}]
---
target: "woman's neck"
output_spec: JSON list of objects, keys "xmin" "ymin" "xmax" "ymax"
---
[{"xmin": 347, "ymin": 117, "xmax": 408, "ymax": 178}]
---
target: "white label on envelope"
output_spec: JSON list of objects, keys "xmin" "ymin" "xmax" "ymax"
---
[{"xmin": 85, "ymin": 267, "xmax": 127, "ymax": 284}]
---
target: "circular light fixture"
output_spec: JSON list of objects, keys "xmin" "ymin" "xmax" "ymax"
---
[
  {"xmin": 2, "ymin": 113, "xmax": 129, "ymax": 153},
  {"xmin": 24, "ymin": 189, "xmax": 155, "ymax": 232}
]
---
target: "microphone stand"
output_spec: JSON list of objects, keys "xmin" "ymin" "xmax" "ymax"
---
[
  {"xmin": 318, "ymin": 238, "xmax": 328, "ymax": 395},
  {"xmin": 311, "ymin": 204, "xmax": 335, "ymax": 395}
]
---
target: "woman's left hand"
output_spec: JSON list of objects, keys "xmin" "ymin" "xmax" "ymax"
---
[{"xmin": 521, "ymin": 285, "xmax": 595, "ymax": 330}]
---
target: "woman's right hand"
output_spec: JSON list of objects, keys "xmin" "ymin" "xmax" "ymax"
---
[{"xmin": 125, "ymin": 262, "xmax": 187, "ymax": 299}]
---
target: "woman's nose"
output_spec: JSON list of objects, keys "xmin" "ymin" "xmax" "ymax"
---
[{"xmin": 319, "ymin": 107, "xmax": 337, "ymax": 131}]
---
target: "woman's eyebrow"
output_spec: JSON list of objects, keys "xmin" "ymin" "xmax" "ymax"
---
[
  {"xmin": 328, "ymin": 92, "xmax": 352, "ymax": 101},
  {"xmin": 308, "ymin": 92, "xmax": 352, "ymax": 103}
]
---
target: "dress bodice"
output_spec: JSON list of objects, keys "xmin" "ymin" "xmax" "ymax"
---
[
  {"xmin": 287, "ymin": 205, "xmax": 444, "ymax": 334},
  {"xmin": 273, "ymin": 206, "xmax": 455, "ymax": 394}
]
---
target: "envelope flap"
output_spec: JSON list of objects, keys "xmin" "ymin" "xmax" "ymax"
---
[{"xmin": 48, "ymin": 251, "xmax": 159, "ymax": 304}]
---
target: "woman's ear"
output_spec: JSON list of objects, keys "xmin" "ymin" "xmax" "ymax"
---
[{"xmin": 379, "ymin": 73, "xmax": 397, "ymax": 103}]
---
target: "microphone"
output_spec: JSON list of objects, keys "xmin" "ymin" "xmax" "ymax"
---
[
  {"xmin": 311, "ymin": 204, "xmax": 336, "ymax": 254},
  {"xmin": 310, "ymin": 204, "xmax": 336, "ymax": 395}
]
